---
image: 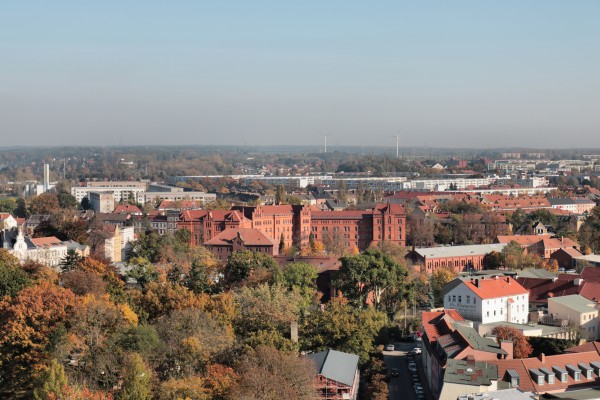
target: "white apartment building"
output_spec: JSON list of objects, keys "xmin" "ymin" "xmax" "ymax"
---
[
  {"xmin": 548, "ymin": 295, "xmax": 599, "ymax": 341},
  {"xmin": 139, "ymin": 191, "xmax": 217, "ymax": 205},
  {"xmin": 72, "ymin": 186, "xmax": 146, "ymax": 203},
  {"xmin": 444, "ymin": 276, "xmax": 529, "ymax": 325}
]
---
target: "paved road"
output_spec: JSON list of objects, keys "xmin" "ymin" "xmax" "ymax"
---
[{"xmin": 383, "ymin": 342, "xmax": 419, "ymax": 400}]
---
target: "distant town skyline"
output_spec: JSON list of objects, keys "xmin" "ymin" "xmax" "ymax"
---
[{"xmin": 1, "ymin": 1, "xmax": 599, "ymax": 148}]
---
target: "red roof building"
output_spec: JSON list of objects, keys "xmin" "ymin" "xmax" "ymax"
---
[{"xmin": 204, "ymin": 228, "xmax": 278, "ymax": 262}]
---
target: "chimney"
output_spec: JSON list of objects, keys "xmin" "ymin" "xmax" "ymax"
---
[
  {"xmin": 474, "ymin": 279, "xmax": 479, "ymax": 287},
  {"xmin": 467, "ymin": 355, "xmax": 475, "ymax": 366},
  {"xmin": 574, "ymin": 278, "xmax": 584, "ymax": 286},
  {"xmin": 506, "ymin": 277, "xmax": 511, "ymax": 283},
  {"xmin": 538, "ymin": 353, "xmax": 545, "ymax": 363},
  {"xmin": 500, "ymin": 340, "xmax": 514, "ymax": 360}
]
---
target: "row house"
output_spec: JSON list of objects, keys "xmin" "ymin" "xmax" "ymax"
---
[{"xmin": 421, "ymin": 309, "xmax": 509, "ymax": 399}]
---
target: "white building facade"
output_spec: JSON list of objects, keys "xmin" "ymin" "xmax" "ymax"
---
[{"xmin": 444, "ymin": 276, "xmax": 529, "ymax": 325}]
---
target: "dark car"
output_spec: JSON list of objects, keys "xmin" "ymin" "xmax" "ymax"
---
[{"xmin": 391, "ymin": 368, "xmax": 399, "ymax": 377}]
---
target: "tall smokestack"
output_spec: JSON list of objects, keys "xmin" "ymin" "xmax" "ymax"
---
[{"xmin": 43, "ymin": 163, "xmax": 50, "ymax": 192}]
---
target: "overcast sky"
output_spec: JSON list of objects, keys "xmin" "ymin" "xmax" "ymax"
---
[{"xmin": 1, "ymin": 1, "xmax": 599, "ymax": 148}]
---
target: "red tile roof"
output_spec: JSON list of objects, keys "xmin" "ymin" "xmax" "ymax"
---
[
  {"xmin": 565, "ymin": 341, "xmax": 600, "ymax": 354},
  {"xmin": 204, "ymin": 228, "xmax": 276, "ymax": 247},
  {"xmin": 422, "ymin": 309, "xmax": 465, "ymax": 345},
  {"xmin": 492, "ymin": 351, "xmax": 600, "ymax": 393},
  {"xmin": 462, "ymin": 276, "xmax": 528, "ymax": 299},
  {"xmin": 179, "ymin": 209, "xmax": 208, "ymax": 221},
  {"xmin": 497, "ymin": 235, "xmax": 553, "ymax": 246},
  {"xmin": 113, "ymin": 204, "xmax": 142, "ymax": 214},
  {"xmin": 30, "ymin": 236, "xmax": 63, "ymax": 246}
]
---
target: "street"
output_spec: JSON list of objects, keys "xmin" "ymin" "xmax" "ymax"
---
[{"xmin": 383, "ymin": 342, "xmax": 418, "ymax": 400}]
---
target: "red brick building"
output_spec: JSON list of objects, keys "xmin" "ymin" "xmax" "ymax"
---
[
  {"xmin": 173, "ymin": 203, "xmax": 405, "ymax": 259},
  {"xmin": 204, "ymin": 228, "xmax": 277, "ymax": 262}
]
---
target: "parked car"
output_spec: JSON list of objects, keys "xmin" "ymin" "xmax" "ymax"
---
[
  {"xmin": 566, "ymin": 269, "xmax": 577, "ymax": 274},
  {"xmin": 385, "ymin": 344, "xmax": 395, "ymax": 351},
  {"xmin": 391, "ymin": 368, "xmax": 399, "ymax": 377},
  {"xmin": 413, "ymin": 347, "xmax": 422, "ymax": 354}
]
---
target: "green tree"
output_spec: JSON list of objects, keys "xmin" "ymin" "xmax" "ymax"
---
[
  {"xmin": 301, "ymin": 297, "xmax": 387, "ymax": 364},
  {"xmin": 0, "ymin": 250, "xmax": 31, "ymax": 298},
  {"xmin": 234, "ymin": 283, "xmax": 302, "ymax": 350},
  {"xmin": 57, "ymin": 192, "xmax": 78, "ymax": 209},
  {"xmin": 579, "ymin": 206, "xmax": 600, "ymax": 253},
  {"xmin": 335, "ymin": 248, "xmax": 407, "ymax": 310},
  {"xmin": 81, "ymin": 196, "xmax": 92, "ymax": 210},
  {"xmin": 482, "ymin": 251, "xmax": 503, "ymax": 269},
  {"xmin": 119, "ymin": 353, "xmax": 152, "ymax": 400},
  {"xmin": 60, "ymin": 248, "xmax": 83, "ymax": 273},
  {"xmin": 0, "ymin": 198, "xmax": 17, "ymax": 214},
  {"xmin": 429, "ymin": 266, "xmax": 457, "ymax": 307},
  {"xmin": 225, "ymin": 250, "xmax": 279, "ymax": 287},
  {"xmin": 33, "ymin": 358, "xmax": 68, "ymax": 400},
  {"xmin": 14, "ymin": 197, "xmax": 29, "ymax": 218},
  {"xmin": 126, "ymin": 257, "xmax": 158, "ymax": 290},
  {"xmin": 275, "ymin": 185, "xmax": 286, "ymax": 205},
  {"xmin": 114, "ymin": 324, "xmax": 161, "ymax": 357}
]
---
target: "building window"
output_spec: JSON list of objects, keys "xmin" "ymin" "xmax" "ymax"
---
[
  {"xmin": 452, "ymin": 296, "xmax": 456, "ymax": 302},
  {"xmin": 458, "ymin": 296, "xmax": 462, "ymax": 303},
  {"xmin": 466, "ymin": 296, "xmax": 470, "ymax": 304}
]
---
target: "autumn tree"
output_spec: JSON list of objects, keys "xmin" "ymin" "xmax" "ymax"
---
[
  {"xmin": 502, "ymin": 241, "xmax": 525, "ymax": 270},
  {"xmin": 0, "ymin": 282, "xmax": 76, "ymax": 395},
  {"xmin": 230, "ymin": 346, "xmax": 317, "ymax": 400},
  {"xmin": 491, "ymin": 325, "xmax": 533, "ymax": 359},
  {"xmin": 62, "ymin": 269, "xmax": 107, "ymax": 297},
  {"xmin": 29, "ymin": 192, "xmax": 61, "ymax": 215},
  {"xmin": 154, "ymin": 308, "xmax": 234, "ymax": 378}
]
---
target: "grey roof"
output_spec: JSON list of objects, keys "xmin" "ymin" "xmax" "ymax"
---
[
  {"xmin": 516, "ymin": 268, "xmax": 557, "ymax": 279},
  {"xmin": 548, "ymin": 198, "xmax": 576, "ymax": 206},
  {"xmin": 443, "ymin": 358, "xmax": 498, "ymax": 386},
  {"xmin": 307, "ymin": 349, "xmax": 358, "ymax": 387},
  {"xmin": 549, "ymin": 294, "xmax": 597, "ymax": 314},
  {"xmin": 575, "ymin": 254, "xmax": 600, "ymax": 264},
  {"xmin": 458, "ymin": 388, "xmax": 536, "ymax": 400},
  {"xmin": 454, "ymin": 324, "xmax": 507, "ymax": 355},
  {"xmin": 413, "ymin": 243, "xmax": 507, "ymax": 259}
]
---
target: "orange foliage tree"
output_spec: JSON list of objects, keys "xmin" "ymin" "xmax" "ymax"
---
[
  {"xmin": 492, "ymin": 325, "xmax": 533, "ymax": 359},
  {"xmin": 0, "ymin": 282, "xmax": 76, "ymax": 394}
]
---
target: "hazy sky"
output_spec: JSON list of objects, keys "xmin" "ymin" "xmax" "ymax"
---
[{"xmin": 1, "ymin": 1, "xmax": 599, "ymax": 148}]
